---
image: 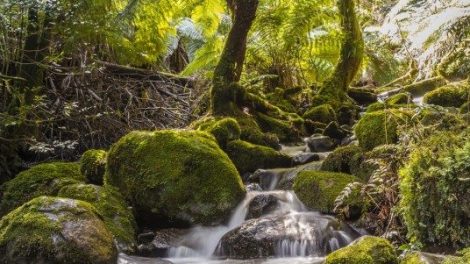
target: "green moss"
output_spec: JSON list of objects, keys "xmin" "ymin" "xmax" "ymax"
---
[
  {"xmin": 460, "ymin": 102, "xmax": 470, "ymax": 114},
  {"xmin": 236, "ymin": 115, "xmax": 281, "ymax": 149},
  {"xmin": 58, "ymin": 184, "xmax": 137, "ymax": 253},
  {"xmin": 400, "ymin": 252, "xmax": 427, "ymax": 264},
  {"xmin": 255, "ymin": 112, "xmax": 301, "ymax": 142},
  {"xmin": 321, "ymin": 145, "xmax": 364, "ymax": 175},
  {"xmin": 0, "ymin": 196, "xmax": 117, "ymax": 264},
  {"xmin": 443, "ymin": 248, "xmax": 470, "ymax": 264},
  {"xmin": 399, "ymin": 132, "xmax": 470, "ymax": 248},
  {"xmin": 423, "ymin": 82, "xmax": 469, "ymax": 108},
  {"xmin": 355, "ymin": 109, "xmax": 411, "ymax": 150},
  {"xmin": 385, "ymin": 93, "xmax": 411, "ymax": 105},
  {"xmin": 226, "ymin": 140, "xmax": 292, "ymax": 175},
  {"xmin": 293, "ymin": 171, "xmax": 360, "ymax": 213},
  {"xmin": 104, "ymin": 129, "xmax": 245, "ymax": 225},
  {"xmin": 416, "ymin": 106, "xmax": 465, "ymax": 130},
  {"xmin": 0, "ymin": 162, "xmax": 85, "ymax": 217},
  {"xmin": 303, "ymin": 104, "xmax": 337, "ymax": 124},
  {"xmin": 80, "ymin": 149, "xmax": 107, "ymax": 185},
  {"xmin": 193, "ymin": 117, "xmax": 241, "ymax": 147},
  {"xmin": 366, "ymin": 102, "xmax": 416, "ymax": 113},
  {"xmin": 403, "ymin": 77, "xmax": 447, "ymax": 96},
  {"xmin": 325, "ymin": 236, "xmax": 397, "ymax": 264}
]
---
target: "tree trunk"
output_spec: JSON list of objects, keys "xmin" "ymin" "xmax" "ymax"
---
[
  {"xmin": 18, "ymin": 3, "xmax": 52, "ymax": 105},
  {"xmin": 319, "ymin": 0, "xmax": 364, "ymax": 101},
  {"xmin": 211, "ymin": 0, "xmax": 259, "ymax": 116}
]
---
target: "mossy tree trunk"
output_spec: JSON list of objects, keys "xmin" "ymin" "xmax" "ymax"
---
[
  {"xmin": 211, "ymin": 0, "xmax": 259, "ymax": 116},
  {"xmin": 319, "ymin": 0, "xmax": 364, "ymax": 101}
]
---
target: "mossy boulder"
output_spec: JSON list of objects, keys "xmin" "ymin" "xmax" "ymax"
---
[
  {"xmin": 58, "ymin": 184, "xmax": 137, "ymax": 252},
  {"xmin": 325, "ymin": 236, "xmax": 397, "ymax": 264},
  {"xmin": 193, "ymin": 117, "xmax": 241, "ymax": 148},
  {"xmin": 400, "ymin": 251, "xmax": 446, "ymax": 264},
  {"xmin": 80, "ymin": 149, "xmax": 107, "ymax": 185},
  {"xmin": 303, "ymin": 104, "xmax": 337, "ymax": 124},
  {"xmin": 0, "ymin": 162, "xmax": 85, "ymax": 216},
  {"xmin": 0, "ymin": 196, "xmax": 117, "ymax": 264},
  {"xmin": 226, "ymin": 140, "xmax": 292, "ymax": 175},
  {"xmin": 236, "ymin": 115, "xmax": 281, "ymax": 150},
  {"xmin": 416, "ymin": 106, "xmax": 465, "ymax": 130},
  {"xmin": 255, "ymin": 112, "xmax": 301, "ymax": 142},
  {"xmin": 423, "ymin": 82, "xmax": 469, "ymax": 108},
  {"xmin": 321, "ymin": 145, "xmax": 363, "ymax": 175},
  {"xmin": 293, "ymin": 171, "xmax": 361, "ymax": 213},
  {"xmin": 399, "ymin": 132, "xmax": 470, "ymax": 249},
  {"xmin": 105, "ymin": 130, "xmax": 245, "ymax": 225},
  {"xmin": 385, "ymin": 93, "xmax": 411, "ymax": 105},
  {"xmin": 355, "ymin": 109, "xmax": 411, "ymax": 151}
]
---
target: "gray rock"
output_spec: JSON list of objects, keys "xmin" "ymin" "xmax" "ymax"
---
[
  {"xmin": 306, "ymin": 136, "xmax": 337, "ymax": 152},
  {"xmin": 293, "ymin": 153, "xmax": 320, "ymax": 165},
  {"xmin": 246, "ymin": 194, "xmax": 279, "ymax": 219},
  {"xmin": 137, "ymin": 229, "xmax": 187, "ymax": 257}
]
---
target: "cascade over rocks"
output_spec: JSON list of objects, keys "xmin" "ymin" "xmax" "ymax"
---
[
  {"xmin": 218, "ymin": 212, "xmax": 361, "ymax": 259},
  {"xmin": 105, "ymin": 129, "xmax": 246, "ymax": 226}
]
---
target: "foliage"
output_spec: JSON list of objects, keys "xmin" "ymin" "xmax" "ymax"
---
[
  {"xmin": 399, "ymin": 131, "xmax": 470, "ymax": 249},
  {"xmin": 423, "ymin": 82, "xmax": 469, "ymax": 108}
]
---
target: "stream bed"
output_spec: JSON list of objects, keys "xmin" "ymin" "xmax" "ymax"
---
[{"xmin": 118, "ymin": 144, "xmax": 366, "ymax": 264}]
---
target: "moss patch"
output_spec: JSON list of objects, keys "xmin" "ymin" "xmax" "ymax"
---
[
  {"xmin": 193, "ymin": 117, "xmax": 241, "ymax": 147},
  {"xmin": 355, "ymin": 109, "xmax": 411, "ymax": 150},
  {"xmin": 0, "ymin": 162, "xmax": 85, "ymax": 217},
  {"xmin": 321, "ymin": 145, "xmax": 363, "ymax": 175},
  {"xmin": 293, "ymin": 171, "xmax": 360, "ymax": 213},
  {"xmin": 0, "ymin": 196, "xmax": 117, "ymax": 264},
  {"xmin": 385, "ymin": 93, "xmax": 411, "ymax": 105},
  {"xmin": 443, "ymin": 248, "xmax": 470, "ymax": 264},
  {"xmin": 325, "ymin": 236, "xmax": 397, "ymax": 264},
  {"xmin": 303, "ymin": 104, "xmax": 337, "ymax": 124},
  {"xmin": 58, "ymin": 184, "xmax": 137, "ymax": 253},
  {"xmin": 105, "ymin": 129, "xmax": 245, "ymax": 225},
  {"xmin": 80, "ymin": 150, "xmax": 107, "ymax": 185},
  {"xmin": 226, "ymin": 140, "xmax": 292, "ymax": 175}
]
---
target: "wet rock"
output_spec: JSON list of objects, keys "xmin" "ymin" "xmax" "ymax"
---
[
  {"xmin": 118, "ymin": 253, "xmax": 174, "ymax": 264},
  {"xmin": 137, "ymin": 232, "xmax": 155, "ymax": 244},
  {"xmin": 348, "ymin": 87, "xmax": 378, "ymax": 105},
  {"xmin": 306, "ymin": 135, "xmax": 337, "ymax": 152},
  {"xmin": 246, "ymin": 183, "xmax": 263, "ymax": 192},
  {"xmin": 137, "ymin": 229, "xmax": 187, "ymax": 257},
  {"xmin": 323, "ymin": 122, "xmax": 349, "ymax": 141},
  {"xmin": 218, "ymin": 213, "xmax": 360, "ymax": 259},
  {"xmin": 246, "ymin": 194, "xmax": 279, "ymax": 219},
  {"xmin": 292, "ymin": 152, "xmax": 320, "ymax": 165}
]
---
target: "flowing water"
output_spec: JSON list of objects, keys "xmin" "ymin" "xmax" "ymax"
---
[{"xmin": 119, "ymin": 144, "xmax": 364, "ymax": 264}]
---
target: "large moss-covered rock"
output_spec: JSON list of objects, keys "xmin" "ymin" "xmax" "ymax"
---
[
  {"xmin": 293, "ymin": 171, "xmax": 360, "ymax": 213},
  {"xmin": 105, "ymin": 130, "xmax": 245, "ymax": 225},
  {"xmin": 80, "ymin": 149, "xmax": 107, "ymax": 185},
  {"xmin": 303, "ymin": 104, "xmax": 337, "ymax": 124},
  {"xmin": 321, "ymin": 145, "xmax": 363, "ymax": 175},
  {"xmin": 58, "ymin": 184, "xmax": 136, "ymax": 252},
  {"xmin": 355, "ymin": 109, "xmax": 411, "ymax": 150},
  {"xmin": 348, "ymin": 87, "xmax": 377, "ymax": 105},
  {"xmin": 423, "ymin": 82, "xmax": 469, "ymax": 108},
  {"xmin": 0, "ymin": 162, "xmax": 85, "ymax": 216},
  {"xmin": 0, "ymin": 196, "xmax": 117, "ymax": 264},
  {"xmin": 226, "ymin": 140, "xmax": 292, "ymax": 175},
  {"xmin": 399, "ymin": 132, "xmax": 470, "ymax": 249},
  {"xmin": 325, "ymin": 236, "xmax": 397, "ymax": 264},
  {"xmin": 192, "ymin": 117, "xmax": 241, "ymax": 147}
]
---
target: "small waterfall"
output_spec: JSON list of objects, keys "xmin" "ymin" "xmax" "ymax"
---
[{"xmin": 167, "ymin": 192, "xmax": 258, "ymax": 258}]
